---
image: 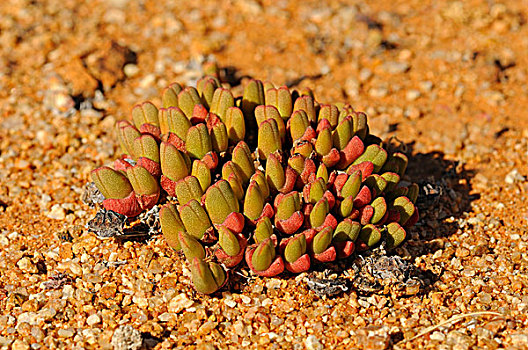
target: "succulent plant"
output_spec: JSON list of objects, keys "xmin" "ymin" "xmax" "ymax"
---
[{"xmin": 90, "ymin": 76, "xmax": 420, "ymax": 294}]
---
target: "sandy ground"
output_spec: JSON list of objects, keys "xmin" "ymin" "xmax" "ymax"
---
[{"xmin": 0, "ymin": 0, "xmax": 527, "ymax": 349}]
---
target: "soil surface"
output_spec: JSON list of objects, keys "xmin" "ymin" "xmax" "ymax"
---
[{"xmin": 1, "ymin": 0, "xmax": 527, "ymax": 349}]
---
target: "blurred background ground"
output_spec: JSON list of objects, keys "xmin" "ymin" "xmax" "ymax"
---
[{"xmin": 0, "ymin": 0, "xmax": 527, "ymax": 349}]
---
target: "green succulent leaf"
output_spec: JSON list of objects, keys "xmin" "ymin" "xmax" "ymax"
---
[
  {"xmin": 190, "ymin": 258, "xmax": 225, "ymax": 294},
  {"xmin": 392, "ymin": 196, "xmax": 415, "ymax": 226},
  {"xmin": 160, "ymin": 142, "xmax": 190, "ymax": 182},
  {"xmin": 254, "ymin": 217, "xmax": 273, "ymax": 243},
  {"xmin": 289, "ymin": 110, "xmax": 310, "ymax": 141},
  {"xmin": 370, "ymin": 197, "xmax": 387, "ymax": 224},
  {"xmin": 310, "ymin": 198, "xmax": 329, "ymax": 228},
  {"xmin": 218, "ymin": 226, "xmax": 241, "ymax": 257},
  {"xmin": 258, "ymin": 118, "xmax": 282, "ymax": 160},
  {"xmin": 160, "ymin": 203, "xmax": 185, "ymax": 250},
  {"xmin": 244, "ymin": 181, "xmax": 265, "ymax": 221},
  {"xmin": 210, "ymin": 87, "xmax": 235, "ymax": 122},
  {"xmin": 174, "ymin": 176, "xmax": 204, "ymax": 206},
  {"xmin": 275, "ymin": 192, "xmax": 301, "ymax": 221},
  {"xmin": 91, "ymin": 166, "xmax": 133, "ymax": 199},
  {"xmin": 162, "ymin": 83, "xmax": 182, "ymax": 108},
  {"xmin": 318, "ymin": 104, "xmax": 339, "ymax": 128},
  {"xmin": 352, "ymin": 144, "xmax": 388, "ymax": 172},
  {"xmin": 186, "ymin": 124, "xmax": 212, "ymax": 160},
  {"xmin": 312, "ymin": 227, "xmax": 333, "ymax": 254},
  {"xmin": 126, "ymin": 165, "xmax": 159, "ymax": 196},
  {"xmin": 204, "ymin": 180, "xmax": 240, "ymax": 225},
  {"xmin": 231, "ymin": 141, "xmax": 254, "ymax": 184},
  {"xmin": 159, "ymin": 107, "xmax": 190, "ymax": 139},
  {"xmin": 178, "ymin": 199, "xmax": 212, "ymax": 240},
  {"xmin": 116, "ymin": 121, "xmax": 140, "ymax": 158},
  {"xmin": 284, "ymin": 234, "xmax": 307, "ymax": 263},
  {"xmin": 251, "ymin": 239, "xmax": 276, "ymax": 271},
  {"xmin": 385, "ymin": 222, "xmax": 406, "ymax": 249},
  {"xmin": 225, "ymin": 107, "xmax": 246, "ymax": 143},
  {"xmin": 197, "ymin": 76, "xmax": 220, "ymax": 109},
  {"xmin": 132, "ymin": 102, "xmax": 159, "ymax": 129},
  {"xmin": 133, "ymin": 134, "xmax": 160, "ymax": 163},
  {"xmin": 191, "ymin": 159, "xmax": 211, "ymax": 192},
  {"xmin": 293, "ymin": 95, "xmax": 316, "ymax": 123},
  {"xmin": 179, "ymin": 231, "xmax": 206, "ymax": 261},
  {"xmin": 359, "ymin": 224, "xmax": 381, "ymax": 247},
  {"xmin": 177, "ymin": 87, "xmax": 201, "ymax": 119},
  {"xmin": 265, "ymin": 86, "xmax": 292, "ymax": 120},
  {"xmin": 333, "ymin": 220, "xmax": 361, "ymax": 242},
  {"xmin": 265, "ymin": 152, "xmax": 285, "ymax": 193}
]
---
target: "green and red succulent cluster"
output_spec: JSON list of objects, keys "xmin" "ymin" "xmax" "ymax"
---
[{"xmin": 91, "ymin": 76, "xmax": 419, "ymax": 294}]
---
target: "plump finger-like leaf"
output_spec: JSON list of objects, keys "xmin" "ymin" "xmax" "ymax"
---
[
  {"xmin": 258, "ymin": 118, "xmax": 281, "ymax": 160},
  {"xmin": 289, "ymin": 110, "xmax": 310, "ymax": 141},
  {"xmin": 132, "ymin": 102, "xmax": 159, "ymax": 129},
  {"xmin": 209, "ymin": 117, "xmax": 228, "ymax": 153},
  {"xmin": 210, "ymin": 87, "xmax": 235, "ymax": 122},
  {"xmin": 179, "ymin": 231, "xmax": 206, "ymax": 261},
  {"xmin": 284, "ymin": 234, "xmax": 306, "ymax": 263},
  {"xmin": 174, "ymin": 176, "xmax": 204, "ymax": 205},
  {"xmin": 190, "ymin": 258, "xmax": 225, "ymax": 294},
  {"xmin": 265, "ymin": 86, "xmax": 292, "ymax": 120},
  {"xmin": 225, "ymin": 107, "xmax": 246, "ymax": 143},
  {"xmin": 318, "ymin": 104, "xmax": 339, "ymax": 128},
  {"xmin": 244, "ymin": 181, "xmax": 265, "ymax": 221},
  {"xmin": 91, "ymin": 166, "xmax": 133, "ymax": 199},
  {"xmin": 232, "ymin": 141, "xmax": 254, "ymax": 184},
  {"xmin": 312, "ymin": 227, "xmax": 333, "ymax": 254},
  {"xmin": 382, "ymin": 152, "xmax": 408, "ymax": 177},
  {"xmin": 133, "ymin": 134, "xmax": 160, "ymax": 163},
  {"xmin": 407, "ymin": 183, "xmax": 419, "ymax": 203},
  {"xmin": 310, "ymin": 198, "xmax": 329, "ymax": 228},
  {"xmin": 293, "ymin": 95, "xmax": 316, "ymax": 123},
  {"xmin": 333, "ymin": 219, "xmax": 361, "ymax": 242},
  {"xmin": 178, "ymin": 199, "xmax": 212, "ymax": 240},
  {"xmin": 204, "ymin": 180, "xmax": 240, "ymax": 225},
  {"xmin": 160, "ymin": 203, "xmax": 185, "ymax": 250},
  {"xmin": 275, "ymin": 192, "xmax": 301, "ymax": 221},
  {"xmin": 315, "ymin": 127, "xmax": 333, "ymax": 157},
  {"xmin": 126, "ymin": 165, "xmax": 159, "ymax": 196},
  {"xmin": 392, "ymin": 196, "xmax": 415, "ymax": 226},
  {"xmin": 218, "ymin": 226, "xmax": 241, "ymax": 257},
  {"xmin": 255, "ymin": 105, "xmax": 286, "ymax": 140},
  {"xmin": 116, "ymin": 121, "xmax": 140, "ymax": 158},
  {"xmin": 162, "ymin": 83, "xmax": 182, "ymax": 108},
  {"xmin": 332, "ymin": 117, "xmax": 353, "ymax": 150},
  {"xmin": 352, "ymin": 144, "xmax": 388, "ymax": 172},
  {"xmin": 191, "ymin": 159, "xmax": 211, "ymax": 192},
  {"xmin": 340, "ymin": 170, "xmax": 362, "ymax": 199},
  {"xmin": 250, "ymin": 170, "xmax": 269, "ymax": 199},
  {"xmin": 197, "ymin": 76, "xmax": 220, "ymax": 109},
  {"xmin": 359, "ymin": 224, "xmax": 381, "ymax": 247},
  {"xmin": 159, "ymin": 107, "xmax": 190, "ymax": 139},
  {"xmin": 177, "ymin": 87, "xmax": 201, "ymax": 119},
  {"xmin": 160, "ymin": 142, "xmax": 190, "ymax": 182},
  {"xmin": 293, "ymin": 141, "xmax": 313, "ymax": 158},
  {"xmin": 251, "ymin": 239, "xmax": 276, "ymax": 271},
  {"xmin": 186, "ymin": 123, "xmax": 212, "ymax": 160},
  {"xmin": 364, "ymin": 174, "xmax": 388, "ymax": 196},
  {"xmin": 381, "ymin": 172, "xmax": 400, "ymax": 193},
  {"xmin": 241, "ymin": 79, "xmax": 265, "ymax": 120},
  {"xmin": 265, "ymin": 152, "xmax": 285, "ymax": 193},
  {"xmin": 385, "ymin": 222, "xmax": 406, "ymax": 249},
  {"xmin": 254, "ymin": 217, "xmax": 273, "ymax": 243},
  {"xmin": 370, "ymin": 197, "xmax": 387, "ymax": 224},
  {"xmin": 351, "ymin": 111, "xmax": 368, "ymax": 139}
]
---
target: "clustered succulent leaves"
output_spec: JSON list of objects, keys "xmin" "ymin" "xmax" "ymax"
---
[{"xmin": 91, "ymin": 75, "xmax": 419, "ymax": 294}]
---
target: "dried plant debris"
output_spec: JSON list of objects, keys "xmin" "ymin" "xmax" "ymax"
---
[
  {"xmin": 42, "ymin": 272, "xmax": 72, "ymax": 290},
  {"xmin": 304, "ymin": 270, "xmax": 349, "ymax": 298},
  {"xmin": 350, "ymin": 248, "xmax": 425, "ymax": 297},
  {"xmin": 86, "ymin": 209, "xmax": 127, "ymax": 238}
]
